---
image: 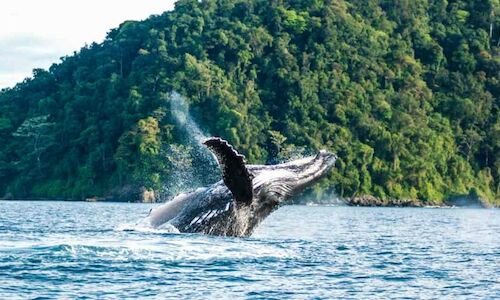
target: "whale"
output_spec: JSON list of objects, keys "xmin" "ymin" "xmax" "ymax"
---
[{"xmin": 147, "ymin": 137, "xmax": 337, "ymax": 237}]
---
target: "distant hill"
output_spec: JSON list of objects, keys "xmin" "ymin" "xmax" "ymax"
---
[{"xmin": 0, "ymin": 0, "xmax": 499, "ymax": 205}]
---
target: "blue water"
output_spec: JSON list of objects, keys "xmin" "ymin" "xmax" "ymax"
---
[{"xmin": 0, "ymin": 201, "xmax": 498, "ymax": 299}]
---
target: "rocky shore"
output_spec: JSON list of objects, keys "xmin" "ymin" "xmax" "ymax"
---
[
  {"xmin": 347, "ymin": 194, "xmax": 495, "ymax": 208},
  {"xmin": 88, "ymin": 185, "xmax": 157, "ymax": 203},
  {"xmin": 347, "ymin": 195, "xmax": 435, "ymax": 207}
]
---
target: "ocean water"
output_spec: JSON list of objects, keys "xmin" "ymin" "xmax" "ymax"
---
[{"xmin": 0, "ymin": 201, "xmax": 498, "ymax": 299}]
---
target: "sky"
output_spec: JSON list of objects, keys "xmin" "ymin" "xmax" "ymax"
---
[{"xmin": 0, "ymin": 0, "xmax": 176, "ymax": 89}]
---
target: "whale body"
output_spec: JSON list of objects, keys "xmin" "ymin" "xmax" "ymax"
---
[{"xmin": 147, "ymin": 137, "xmax": 337, "ymax": 237}]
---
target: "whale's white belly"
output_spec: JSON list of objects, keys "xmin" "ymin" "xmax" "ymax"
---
[{"xmin": 148, "ymin": 192, "xmax": 192, "ymax": 227}]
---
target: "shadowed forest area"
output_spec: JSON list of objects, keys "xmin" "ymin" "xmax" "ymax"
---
[{"xmin": 0, "ymin": 0, "xmax": 499, "ymax": 205}]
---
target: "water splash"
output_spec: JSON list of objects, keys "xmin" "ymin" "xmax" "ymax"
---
[
  {"xmin": 169, "ymin": 92, "xmax": 210, "ymax": 145},
  {"xmin": 115, "ymin": 220, "xmax": 181, "ymax": 234},
  {"xmin": 161, "ymin": 92, "xmax": 220, "ymax": 197}
]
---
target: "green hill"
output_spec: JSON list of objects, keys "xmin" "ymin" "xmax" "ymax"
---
[{"xmin": 0, "ymin": 0, "xmax": 499, "ymax": 205}]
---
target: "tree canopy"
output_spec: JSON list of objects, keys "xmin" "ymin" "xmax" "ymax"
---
[{"xmin": 0, "ymin": 0, "xmax": 499, "ymax": 205}]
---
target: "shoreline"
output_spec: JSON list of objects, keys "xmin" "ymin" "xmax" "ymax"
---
[
  {"xmin": 347, "ymin": 195, "xmax": 495, "ymax": 209},
  {"xmin": 2, "ymin": 196, "xmax": 496, "ymax": 208}
]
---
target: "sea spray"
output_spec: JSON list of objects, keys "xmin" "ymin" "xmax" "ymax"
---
[
  {"xmin": 161, "ymin": 92, "xmax": 220, "ymax": 197},
  {"xmin": 169, "ymin": 92, "xmax": 210, "ymax": 145}
]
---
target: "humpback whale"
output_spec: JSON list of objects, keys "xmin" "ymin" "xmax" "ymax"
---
[{"xmin": 147, "ymin": 137, "xmax": 337, "ymax": 237}]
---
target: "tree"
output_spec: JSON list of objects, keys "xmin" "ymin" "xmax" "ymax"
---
[{"xmin": 12, "ymin": 115, "xmax": 55, "ymax": 173}]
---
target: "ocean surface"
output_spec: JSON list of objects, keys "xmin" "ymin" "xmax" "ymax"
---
[{"xmin": 0, "ymin": 201, "xmax": 498, "ymax": 299}]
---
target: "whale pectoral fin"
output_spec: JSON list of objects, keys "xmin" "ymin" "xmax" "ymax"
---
[{"xmin": 203, "ymin": 137, "xmax": 253, "ymax": 205}]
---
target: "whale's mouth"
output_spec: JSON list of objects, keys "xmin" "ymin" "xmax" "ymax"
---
[
  {"xmin": 281, "ymin": 150, "xmax": 337, "ymax": 194},
  {"xmin": 249, "ymin": 150, "xmax": 337, "ymax": 204}
]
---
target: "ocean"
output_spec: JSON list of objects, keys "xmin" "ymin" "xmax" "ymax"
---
[{"xmin": 0, "ymin": 201, "xmax": 498, "ymax": 299}]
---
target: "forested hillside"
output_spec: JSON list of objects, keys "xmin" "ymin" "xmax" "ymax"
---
[{"xmin": 0, "ymin": 0, "xmax": 499, "ymax": 204}]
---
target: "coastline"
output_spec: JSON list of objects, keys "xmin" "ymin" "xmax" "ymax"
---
[
  {"xmin": 2, "ymin": 194, "xmax": 496, "ymax": 208},
  {"xmin": 347, "ymin": 195, "xmax": 496, "ymax": 209}
]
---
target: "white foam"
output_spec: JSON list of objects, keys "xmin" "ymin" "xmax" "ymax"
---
[{"xmin": 115, "ymin": 221, "xmax": 180, "ymax": 234}]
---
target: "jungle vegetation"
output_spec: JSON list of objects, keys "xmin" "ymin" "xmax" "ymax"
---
[{"xmin": 0, "ymin": 0, "xmax": 499, "ymax": 204}]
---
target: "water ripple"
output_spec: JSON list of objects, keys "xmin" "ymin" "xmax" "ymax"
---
[{"xmin": 0, "ymin": 202, "xmax": 499, "ymax": 298}]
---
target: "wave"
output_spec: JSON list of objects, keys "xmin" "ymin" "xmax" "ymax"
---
[
  {"xmin": 115, "ymin": 220, "xmax": 181, "ymax": 234},
  {"xmin": 0, "ymin": 233, "xmax": 293, "ymax": 264}
]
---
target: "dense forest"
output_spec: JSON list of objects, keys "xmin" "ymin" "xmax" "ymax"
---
[{"xmin": 0, "ymin": 0, "xmax": 499, "ymax": 205}]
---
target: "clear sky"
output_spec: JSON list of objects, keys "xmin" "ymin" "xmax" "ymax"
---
[{"xmin": 0, "ymin": 0, "xmax": 176, "ymax": 89}]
